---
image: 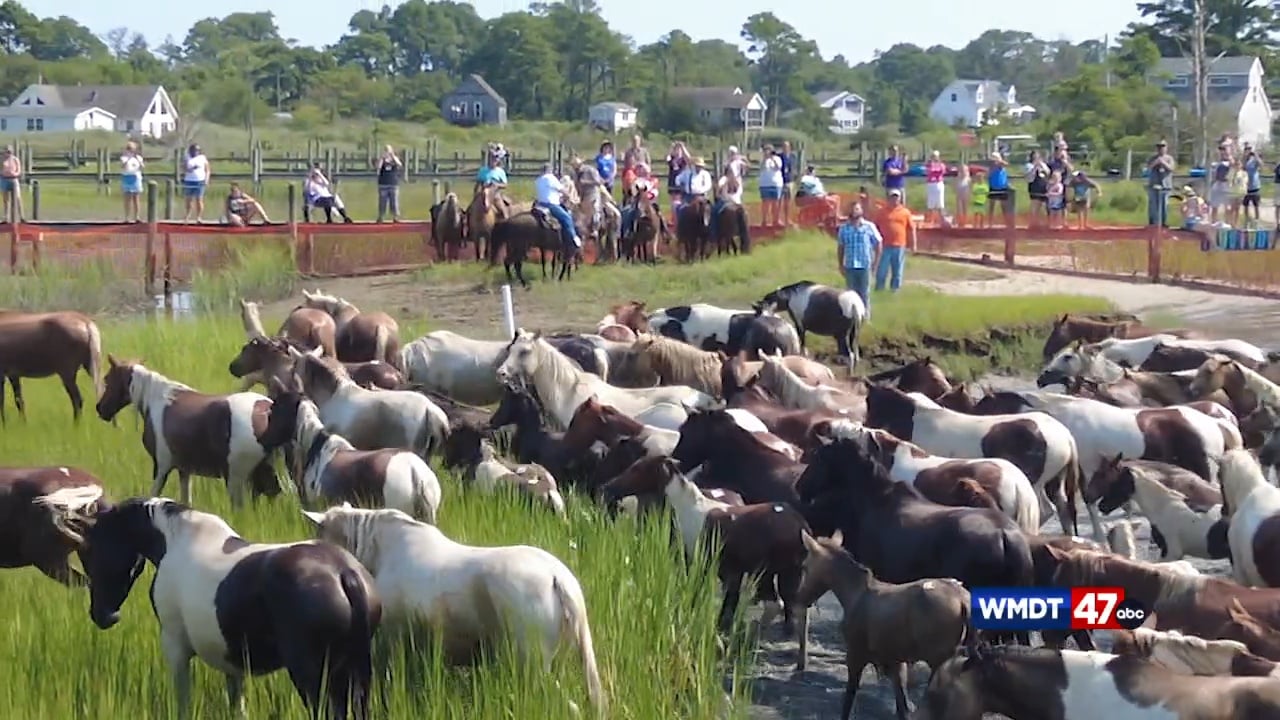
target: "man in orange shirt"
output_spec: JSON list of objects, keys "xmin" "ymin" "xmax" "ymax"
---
[{"xmin": 874, "ymin": 188, "xmax": 916, "ymax": 291}]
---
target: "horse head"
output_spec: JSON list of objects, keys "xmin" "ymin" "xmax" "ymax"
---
[
  {"xmin": 96, "ymin": 354, "xmax": 141, "ymax": 422},
  {"xmin": 81, "ymin": 498, "xmax": 164, "ymax": 629}
]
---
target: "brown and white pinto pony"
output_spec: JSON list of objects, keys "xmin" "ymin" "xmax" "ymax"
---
[
  {"xmin": 228, "ymin": 334, "xmax": 404, "ymax": 392},
  {"xmin": 300, "ymin": 290, "xmax": 402, "ymax": 369},
  {"xmin": 0, "ymin": 310, "xmax": 103, "ymax": 423},
  {"xmin": 0, "ymin": 466, "xmax": 110, "ymax": 585},
  {"xmin": 1041, "ymin": 313, "xmax": 1197, "ymax": 362}
]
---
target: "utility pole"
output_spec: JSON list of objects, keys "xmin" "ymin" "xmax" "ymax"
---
[
  {"xmin": 1192, "ymin": 0, "xmax": 1209, "ymax": 168},
  {"xmin": 1103, "ymin": 34, "xmax": 1111, "ymax": 89}
]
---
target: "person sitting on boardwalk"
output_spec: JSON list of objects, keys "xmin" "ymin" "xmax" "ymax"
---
[
  {"xmin": 224, "ymin": 183, "xmax": 272, "ymax": 226},
  {"xmin": 303, "ymin": 163, "xmax": 352, "ymax": 223},
  {"xmin": 1178, "ymin": 185, "xmax": 1213, "ymax": 242},
  {"xmin": 534, "ymin": 163, "xmax": 581, "ymax": 250},
  {"xmin": 796, "ymin": 165, "xmax": 827, "ymax": 198}
]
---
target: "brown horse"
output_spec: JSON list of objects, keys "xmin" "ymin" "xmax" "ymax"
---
[
  {"xmin": 712, "ymin": 200, "xmax": 750, "ymax": 256},
  {"xmin": 489, "ymin": 211, "xmax": 576, "ymax": 287},
  {"xmin": 624, "ymin": 193, "xmax": 662, "ymax": 264},
  {"xmin": 466, "ymin": 185, "xmax": 500, "ymax": 262},
  {"xmin": 866, "ymin": 356, "xmax": 952, "ymax": 399},
  {"xmin": 432, "ymin": 193, "xmax": 466, "ymax": 261},
  {"xmin": 239, "ymin": 299, "xmax": 336, "ymax": 359},
  {"xmin": 1041, "ymin": 313, "xmax": 1196, "ymax": 361},
  {"xmin": 0, "ymin": 310, "xmax": 103, "ymax": 423},
  {"xmin": 675, "ymin": 196, "xmax": 712, "ymax": 262},
  {"xmin": 228, "ymin": 335, "xmax": 404, "ymax": 391},
  {"xmin": 0, "ymin": 466, "xmax": 110, "ymax": 585},
  {"xmin": 300, "ymin": 290, "xmax": 401, "ymax": 369}
]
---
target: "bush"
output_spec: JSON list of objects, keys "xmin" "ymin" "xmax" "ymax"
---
[{"xmin": 1098, "ymin": 182, "xmax": 1145, "ymax": 213}]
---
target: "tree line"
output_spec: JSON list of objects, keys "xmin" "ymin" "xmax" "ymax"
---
[{"xmin": 0, "ymin": 0, "xmax": 1275, "ymax": 156}]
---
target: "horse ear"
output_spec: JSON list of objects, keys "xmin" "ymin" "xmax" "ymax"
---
[
  {"xmin": 300, "ymin": 510, "xmax": 325, "ymax": 526},
  {"xmin": 829, "ymin": 528, "xmax": 844, "ymax": 546},
  {"xmin": 107, "ymin": 353, "xmax": 119, "ymax": 367},
  {"xmin": 286, "ymin": 345, "xmax": 304, "ymax": 360},
  {"xmin": 1059, "ymin": 314, "xmax": 1069, "ymax": 324},
  {"xmin": 800, "ymin": 529, "xmax": 821, "ymax": 553},
  {"xmin": 308, "ymin": 346, "xmax": 324, "ymax": 358}
]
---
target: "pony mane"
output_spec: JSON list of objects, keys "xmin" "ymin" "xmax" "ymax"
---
[
  {"xmin": 1219, "ymin": 448, "xmax": 1269, "ymax": 507},
  {"xmin": 637, "ymin": 335, "xmax": 721, "ymax": 376},
  {"xmin": 303, "ymin": 290, "xmax": 356, "ymax": 314},
  {"xmin": 1121, "ymin": 628, "xmax": 1248, "ymax": 675},
  {"xmin": 1106, "ymin": 519, "xmax": 1138, "ymax": 559},
  {"xmin": 296, "ymin": 396, "xmax": 349, "ymax": 454},
  {"xmin": 760, "ymin": 355, "xmax": 833, "ymax": 406},
  {"xmin": 323, "ymin": 506, "xmax": 419, "ymax": 570},
  {"xmin": 1226, "ymin": 357, "xmax": 1280, "ymax": 409},
  {"xmin": 146, "ymin": 497, "xmax": 239, "ymax": 542},
  {"xmin": 1056, "ymin": 549, "xmax": 1204, "ymax": 605},
  {"xmin": 130, "ymin": 364, "xmax": 195, "ymax": 411},
  {"xmin": 300, "ymin": 353, "xmax": 354, "ymax": 391},
  {"xmin": 239, "ymin": 299, "xmax": 267, "ymax": 338}
]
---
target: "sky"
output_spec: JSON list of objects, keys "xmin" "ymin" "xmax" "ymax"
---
[{"xmin": 27, "ymin": 0, "xmax": 1144, "ymax": 65}]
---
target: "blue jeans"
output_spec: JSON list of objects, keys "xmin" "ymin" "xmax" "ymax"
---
[
  {"xmin": 844, "ymin": 266, "xmax": 871, "ymax": 316},
  {"xmin": 1147, "ymin": 188, "xmax": 1169, "ymax": 227},
  {"xmin": 709, "ymin": 199, "xmax": 725, "ymax": 238},
  {"xmin": 621, "ymin": 206, "xmax": 636, "ymax": 236},
  {"xmin": 537, "ymin": 201, "xmax": 577, "ymax": 249},
  {"xmin": 875, "ymin": 247, "xmax": 905, "ymax": 291}
]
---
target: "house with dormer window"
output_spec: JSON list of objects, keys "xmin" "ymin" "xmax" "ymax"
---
[
  {"xmin": 1149, "ymin": 56, "xmax": 1272, "ymax": 147},
  {"xmin": 0, "ymin": 84, "xmax": 177, "ymax": 137},
  {"xmin": 813, "ymin": 90, "xmax": 866, "ymax": 135},
  {"xmin": 929, "ymin": 80, "xmax": 1033, "ymax": 127}
]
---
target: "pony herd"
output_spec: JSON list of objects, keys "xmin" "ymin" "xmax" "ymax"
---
[{"xmin": 14, "ymin": 290, "xmax": 1280, "ymax": 719}]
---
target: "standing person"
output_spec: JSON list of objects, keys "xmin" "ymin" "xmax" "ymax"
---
[
  {"xmin": 1049, "ymin": 140, "xmax": 1074, "ymax": 179},
  {"xmin": 836, "ymin": 200, "xmax": 881, "ymax": 320},
  {"xmin": 1243, "ymin": 147, "xmax": 1263, "ymax": 224},
  {"xmin": 181, "ymin": 143, "xmax": 210, "ymax": 223},
  {"xmin": 1025, "ymin": 150, "xmax": 1050, "ymax": 228},
  {"xmin": 1146, "ymin": 140, "xmax": 1175, "ymax": 228},
  {"xmin": 0, "ymin": 146, "xmax": 20, "ymax": 223},
  {"xmin": 726, "ymin": 145, "xmax": 747, "ymax": 179},
  {"xmin": 987, "ymin": 152, "xmax": 1013, "ymax": 228},
  {"xmin": 1209, "ymin": 143, "xmax": 1233, "ymax": 224},
  {"xmin": 595, "ymin": 141, "xmax": 617, "ymax": 199},
  {"xmin": 955, "ymin": 163, "xmax": 972, "ymax": 227},
  {"xmin": 881, "ymin": 145, "xmax": 906, "ymax": 200},
  {"xmin": 1229, "ymin": 157, "xmax": 1248, "ymax": 226},
  {"xmin": 374, "ymin": 145, "xmax": 402, "ymax": 223},
  {"xmin": 873, "ymin": 189, "xmax": 914, "ymax": 292},
  {"xmin": 1068, "ymin": 170, "xmax": 1101, "ymax": 229},
  {"xmin": 533, "ymin": 162, "xmax": 581, "ymax": 251},
  {"xmin": 624, "ymin": 134, "xmax": 651, "ymax": 169},
  {"xmin": 1272, "ymin": 157, "xmax": 1280, "ymax": 228},
  {"xmin": 779, "ymin": 140, "xmax": 795, "ymax": 227},
  {"xmin": 119, "ymin": 141, "xmax": 145, "ymax": 223},
  {"xmin": 1046, "ymin": 171, "xmax": 1066, "ymax": 229},
  {"xmin": 923, "ymin": 150, "xmax": 947, "ymax": 226},
  {"xmin": 666, "ymin": 142, "xmax": 690, "ymax": 214},
  {"xmin": 758, "ymin": 145, "xmax": 784, "ymax": 226}
]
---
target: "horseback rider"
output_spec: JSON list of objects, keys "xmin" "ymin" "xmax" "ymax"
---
[
  {"xmin": 709, "ymin": 162, "xmax": 743, "ymax": 244},
  {"xmin": 474, "ymin": 151, "xmax": 512, "ymax": 219},
  {"xmin": 570, "ymin": 155, "xmax": 610, "ymax": 236},
  {"xmin": 533, "ymin": 162, "xmax": 582, "ymax": 251},
  {"xmin": 678, "ymin": 156, "xmax": 714, "ymax": 215},
  {"xmin": 621, "ymin": 162, "xmax": 669, "ymax": 240}
]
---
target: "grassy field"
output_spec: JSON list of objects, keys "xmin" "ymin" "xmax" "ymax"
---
[{"xmin": 0, "ymin": 236, "xmax": 1115, "ymax": 718}]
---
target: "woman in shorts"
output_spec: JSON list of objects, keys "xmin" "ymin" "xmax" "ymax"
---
[
  {"xmin": 986, "ymin": 153, "xmax": 1013, "ymax": 228},
  {"xmin": 924, "ymin": 150, "xmax": 947, "ymax": 225},
  {"xmin": 120, "ymin": 141, "xmax": 144, "ymax": 223},
  {"xmin": 1208, "ymin": 144, "xmax": 1232, "ymax": 224},
  {"xmin": 758, "ymin": 145, "xmax": 784, "ymax": 226},
  {"xmin": 182, "ymin": 143, "xmax": 211, "ymax": 223},
  {"xmin": 1025, "ymin": 149, "xmax": 1050, "ymax": 228}
]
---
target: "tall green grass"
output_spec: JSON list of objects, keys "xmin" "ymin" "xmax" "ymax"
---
[{"xmin": 0, "ymin": 314, "xmax": 751, "ymax": 719}]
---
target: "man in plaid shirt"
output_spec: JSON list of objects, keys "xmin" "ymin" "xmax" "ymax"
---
[{"xmin": 836, "ymin": 201, "xmax": 881, "ymax": 319}]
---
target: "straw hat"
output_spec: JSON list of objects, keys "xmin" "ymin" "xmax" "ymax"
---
[
  {"xmin": 1182, "ymin": 185, "xmax": 1196, "ymax": 196},
  {"xmin": 694, "ymin": 156, "xmax": 707, "ymax": 167}
]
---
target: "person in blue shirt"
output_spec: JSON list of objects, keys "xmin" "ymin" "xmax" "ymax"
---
[
  {"xmin": 595, "ymin": 141, "xmax": 617, "ymax": 199},
  {"xmin": 836, "ymin": 201, "xmax": 881, "ymax": 321},
  {"xmin": 882, "ymin": 144, "xmax": 907, "ymax": 198},
  {"xmin": 1243, "ymin": 147, "xmax": 1263, "ymax": 223},
  {"xmin": 473, "ymin": 152, "xmax": 512, "ymax": 218},
  {"xmin": 986, "ymin": 152, "xmax": 1013, "ymax": 227}
]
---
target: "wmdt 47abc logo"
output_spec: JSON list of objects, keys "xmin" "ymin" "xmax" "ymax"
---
[{"xmin": 971, "ymin": 587, "xmax": 1148, "ymax": 631}]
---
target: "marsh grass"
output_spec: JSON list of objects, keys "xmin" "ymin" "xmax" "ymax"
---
[
  {"xmin": 190, "ymin": 243, "xmax": 301, "ymax": 313},
  {"xmin": 0, "ymin": 314, "xmax": 753, "ymax": 719}
]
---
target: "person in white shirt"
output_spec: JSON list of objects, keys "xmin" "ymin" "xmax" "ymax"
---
[
  {"xmin": 758, "ymin": 145, "xmax": 785, "ymax": 226},
  {"xmin": 685, "ymin": 157, "xmax": 713, "ymax": 199},
  {"xmin": 182, "ymin": 143, "xmax": 211, "ymax": 223},
  {"xmin": 119, "ymin": 140, "xmax": 145, "ymax": 223},
  {"xmin": 534, "ymin": 163, "xmax": 581, "ymax": 249},
  {"xmin": 726, "ymin": 145, "xmax": 747, "ymax": 179},
  {"xmin": 797, "ymin": 165, "xmax": 826, "ymax": 198},
  {"xmin": 304, "ymin": 163, "xmax": 352, "ymax": 223}
]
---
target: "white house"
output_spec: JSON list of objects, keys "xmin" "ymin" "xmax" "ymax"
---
[
  {"xmin": 1149, "ymin": 56, "xmax": 1272, "ymax": 148},
  {"xmin": 589, "ymin": 101, "xmax": 638, "ymax": 132},
  {"xmin": 0, "ymin": 84, "xmax": 178, "ymax": 138},
  {"xmin": 929, "ymin": 80, "xmax": 1032, "ymax": 127},
  {"xmin": 812, "ymin": 90, "xmax": 866, "ymax": 134},
  {"xmin": 670, "ymin": 86, "xmax": 766, "ymax": 133}
]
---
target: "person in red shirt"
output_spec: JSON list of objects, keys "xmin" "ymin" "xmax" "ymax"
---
[{"xmin": 874, "ymin": 189, "xmax": 916, "ymax": 291}]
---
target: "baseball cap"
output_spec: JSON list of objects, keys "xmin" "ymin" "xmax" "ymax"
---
[{"xmin": 888, "ymin": 189, "xmax": 902, "ymax": 198}]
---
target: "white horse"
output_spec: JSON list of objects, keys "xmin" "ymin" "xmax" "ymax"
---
[
  {"xmin": 757, "ymin": 353, "xmax": 864, "ymax": 416},
  {"xmin": 293, "ymin": 349, "xmax": 449, "ymax": 459},
  {"xmin": 273, "ymin": 392, "xmax": 441, "ymax": 522},
  {"xmin": 825, "ymin": 420, "xmax": 1041, "ymax": 534},
  {"xmin": 1220, "ymin": 449, "xmax": 1280, "ymax": 588},
  {"xmin": 1105, "ymin": 519, "xmax": 1203, "ymax": 577},
  {"xmin": 1114, "ymin": 464, "xmax": 1225, "ymax": 562},
  {"xmin": 399, "ymin": 330, "xmax": 511, "ymax": 406},
  {"xmin": 497, "ymin": 330, "xmax": 714, "ymax": 431},
  {"xmin": 1055, "ymin": 334, "xmax": 1269, "ymax": 369},
  {"xmin": 302, "ymin": 504, "xmax": 606, "ymax": 714}
]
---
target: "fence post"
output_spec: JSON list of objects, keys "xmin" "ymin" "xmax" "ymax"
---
[
  {"xmin": 432, "ymin": 180, "xmax": 440, "ymax": 206},
  {"xmin": 145, "ymin": 181, "xmax": 157, "ymax": 296},
  {"xmin": 29, "ymin": 179, "xmax": 39, "ymax": 221},
  {"xmin": 251, "ymin": 145, "xmax": 262, "ymax": 193},
  {"xmin": 1003, "ymin": 192, "xmax": 1018, "ymax": 265},
  {"xmin": 1148, "ymin": 224, "xmax": 1163, "ymax": 282},
  {"xmin": 290, "ymin": 183, "xmax": 313, "ymax": 275},
  {"xmin": 96, "ymin": 148, "xmax": 107, "ymax": 193},
  {"xmin": 8, "ymin": 190, "xmax": 18, "ymax": 272},
  {"xmin": 164, "ymin": 179, "xmax": 174, "ymax": 220}
]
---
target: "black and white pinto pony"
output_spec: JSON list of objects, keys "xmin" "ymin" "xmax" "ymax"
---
[
  {"xmin": 81, "ymin": 498, "xmax": 381, "ymax": 720},
  {"xmin": 645, "ymin": 303, "xmax": 801, "ymax": 358},
  {"xmin": 756, "ymin": 280, "xmax": 865, "ymax": 369},
  {"xmin": 261, "ymin": 388, "xmax": 442, "ymax": 522}
]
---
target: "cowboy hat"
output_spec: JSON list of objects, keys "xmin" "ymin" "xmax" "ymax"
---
[
  {"xmin": 693, "ymin": 156, "xmax": 707, "ymax": 167},
  {"xmin": 1181, "ymin": 185, "xmax": 1196, "ymax": 196}
]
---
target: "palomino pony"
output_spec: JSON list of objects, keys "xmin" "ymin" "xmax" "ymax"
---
[
  {"xmin": 916, "ymin": 645, "xmax": 1280, "ymax": 720},
  {"xmin": 1192, "ymin": 353, "xmax": 1280, "ymax": 420},
  {"xmin": 496, "ymin": 330, "xmax": 713, "ymax": 431},
  {"xmin": 82, "ymin": 498, "xmax": 380, "ymax": 720},
  {"xmin": 300, "ymin": 290, "xmax": 402, "ymax": 368},
  {"xmin": 757, "ymin": 353, "xmax": 866, "ymax": 417},
  {"xmin": 292, "ymin": 351, "xmax": 449, "ymax": 459},
  {"xmin": 432, "ymin": 192, "xmax": 466, "ymax": 261},
  {"xmin": 617, "ymin": 334, "xmax": 724, "ymax": 397},
  {"xmin": 302, "ymin": 504, "xmax": 606, "ymax": 715},
  {"xmin": 95, "ymin": 356, "xmax": 280, "ymax": 508},
  {"xmin": 239, "ymin": 298, "xmax": 336, "ymax": 358},
  {"xmin": 1220, "ymin": 448, "xmax": 1280, "ymax": 588},
  {"xmin": 260, "ymin": 389, "xmax": 442, "ymax": 522},
  {"xmin": 0, "ymin": 466, "xmax": 110, "ymax": 585},
  {"xmin": 229, "ymin": 333, "xmax": 404, "ymax": 392},
  {"xmin": 0, "ymin": 310, "xmax": 103, "ymax": 423},
  {"xmin": 466, "ymin": 184, "xmax": 499, "ymax": 262},
  {"xmin": 400, "ymin": 330, "xmax": 510, "ymax": 407},
  {"xmin": 1040, "ymin": 313, "xmax": 1195, "ymax": 361}
]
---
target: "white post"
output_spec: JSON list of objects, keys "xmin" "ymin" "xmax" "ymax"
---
[{"xmin": 500, "ymin": 283, "xmax": 516, "ymax": 338}]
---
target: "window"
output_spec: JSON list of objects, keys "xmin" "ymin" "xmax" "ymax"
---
[
  {"xmin": 950, "ymin": 93, "xmax": 957, "ymax": 102},
  {"xmin": 1167, "ymin": 77, "xmax": 1189, "ymax": 88},
  {"xmin": 35, "ymin": 118, "xmax": 42, "ymax": 131},
  {"xmin": 1209, "ymin": 76, "xmax": 1231, "ymax": 86},
  {"xmin": 0, "ymin": 119, "xmax": 5, "ymax": 131},
  {"xmin": 21, "ymin": 98, "xmax": 29, "ymax": 105},
  {"xmin": 473, "ymin": 102, "xmax": 483, "ymax": 120},
  {"xmin": 149, "ymin": 101, "xmax": 158, "ymax": 114},
  {"xmin": 26, "ymin": 118, "xmax": 33, "ymax": 130},
  {"xmin": 126, "ymin": 120, "xmax": 134, "ymax": 131}
]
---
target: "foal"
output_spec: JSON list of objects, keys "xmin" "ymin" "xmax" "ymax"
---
[{"xmin": 442, "ymin": 423, "xmax": 566, "ymax": 516}]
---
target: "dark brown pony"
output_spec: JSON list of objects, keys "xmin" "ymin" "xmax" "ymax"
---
[
  {"xmin": 466, "ymin": 184, "xmax": 499, "ymax": 262},
  {"xmin": 432, "ymin": 192, "xmax": 466, "ymax": 261},
  {"xmin": 486, "ymin": 386, "xmax": 594, "ymax": 488},
  {"xmin": 228, "ymin": 335, "xmax": 403, "ymax": 391},
  {"xmin": 239, "ymin": 299, "xmax": 336, "ymax": 359},
  {"xmin": 1041, "ymin": 313, "xmax": 1195, "ymax": 361},
  {"xmin": 675, "ymin": 196, "xmax": 711, "ymax": 262},
  {"xmin": 0, "ymin": 466, "xmax": 110, "ymax": 585},
  {"xmin": 1139, "ymin": 343, "xmax": 1261, "ymax": 372},
  {"xmin": 670, "ymin": 408, "xmax": 807, "ymax": 505},
  {"xmin": 624, "ymin": 193, "xmax": 661, "ymax": 264},
  {"xmin": 1214, "ymin": 598, "xmax": 1280, "ymax": 661},
  {"xmin": 0, "ymin": 310, "xmax": 103, "ymax": 422},
  {"xmin": 866, "ymin": 356, "xmax": 952, "ymax": 399},
  {"xmin": 596, "ymin": 454, "xmax": 744, "ymax": 515},
  {"xmin": 489, "ymin": 211, "xmax": 575, "ymax": 287},
  {"xmin": 712, "ymin": 200, "xmax": 749, "ymax": 256},
  {"xmin": 721, "ymin": 361, "xmax": 843, "ymax": 450},
  {"xmin": 300, "ymin": 290, "xmax": 401, "ymax": 369}
]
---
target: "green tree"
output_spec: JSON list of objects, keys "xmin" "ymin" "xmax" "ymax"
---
[{"xmin": 740, "ymin": 12, "xmax": 819, "ymax": 124}]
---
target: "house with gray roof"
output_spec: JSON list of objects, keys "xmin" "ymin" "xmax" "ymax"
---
[
  {"xmin": 0, "ymin": 84, "xmax": 177, "ymax": 137},
  {"xmin": 441, "ymin": 74, "xmax": 507, "ymax": 127},
  {"xmin": 1149, "ymin": 56, "xmax": 1272, "ymax": 148},
  {"xmin": 669, "ymin": 86, "xmax": 766, "ymax": 134}
]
